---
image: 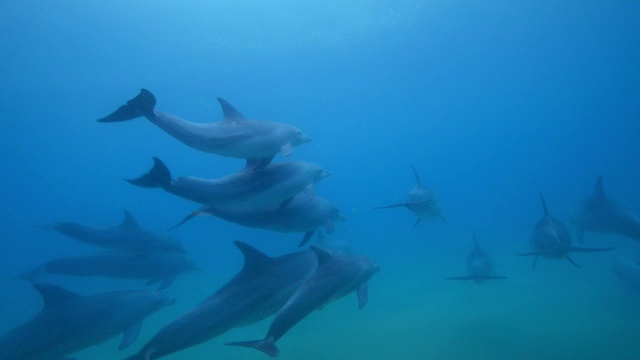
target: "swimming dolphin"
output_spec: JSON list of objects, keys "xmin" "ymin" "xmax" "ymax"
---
[
  {"xmin": 518, "ymin": 195, "xmax": 614, "ymax": 270},
  {"xmin": 0, "ymin": 283, "xmax": 173, "ymax": 360},
  {"xmin": 20, "ymin": 252, "xmax": 199, "ymax": 290},
  {"xmin": 173, "ymin": 193, "xmax": 345, "ymax": 247},
  {"xmin": 123, "ymin": 241, "xmax": 317, "ymax": 360},
  {"xmin": 446, "ymin": 233, "xmax": 507, "ymax": 283},
  {"xmin": 43, "ymin": 211, "xmax": 185, "ymax": 255},
  {"xmin": 375, "ymin": 164, "xmax": 444, "ymax": 227},
  {"xmin": 613, "ymin": 255, "xmax": 640, "ymax": 290},
  {"xmin": 570, "ymin": 176, "xmax": 640, "ymax": 243},
  {"xmin": 97, "ymin": 89, "xmax": 312, "ymax": 169},
  {"xmin": 226, "ymin": 246, "xmax": 379, "ymax": 357},
  {"xmin": 127, "ymin": 157, "xmax": 330, "ymax": 210}
]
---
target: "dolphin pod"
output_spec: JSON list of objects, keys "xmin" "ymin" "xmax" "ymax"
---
[
  {"xmin": 446, "ymin": 233, "xmax": 507, "ymax": 283},
  {"xmin": 124, "ymin": 241, "xmax": 317, "ymax": 360},
  {"xmin": 571, "ymin": 176, "xmax": 640, "ymax": 243},
  {"xmin": 226, "ymin": 246, "xmax": 380, "ymax": 357},
  {"xmin": 375, "ymin": 164, "xmax": 444, "ymax": 227},
  {"xmin": 0, "ymin": 283, "xmax": 173, "ymax": 360},
  {"xmin": 98, "ymin": 89, "xmax": 312, "ymax": 169},
  {"xmin": 518, "ymin": 195, "xmax": 614, "ymax": 270}
]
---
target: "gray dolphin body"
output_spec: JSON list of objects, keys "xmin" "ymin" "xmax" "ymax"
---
[
  {"xmin": 446, "ymin": 234, "xmax": 506, "ymax": 283},
  {"xmin": 127, "ymin": 157, "xmax": 330, "ymax": 209},
  {"xmin": 124, "ymin": 241, "xmax": 317, "ymax": 360},
  {"xmin": 613, "ymin": 255, "xmax": 640, "ymax": 289},
  {"xmin": 98, "ymin": 89, "xmax": 311, "ymax": 169},
  {"xmin": 45, "ymin": 211, "xmax": 185, "ymax": 255},
  {"xmin": 177, "ymin": 193, "xmax": 345, "ymax": 247},
  {"xmin": 375, "ymin": 164, "xmax": 443, "ymax": 227},
  {"xmin": 227, "ymin": 247, "xmax": 380, "ymax": 357},
  {"xmin": 518, "ymin": 195, "xmax": 614, "ymax": 270},
  {"xmin": 0, "ymin": 283, "xmax": 173, "ymax": 360},
  {"xmin": 570, "ymin": 176, "xmax": 640, "ymax": 243},
  {"xmin": 21, "ymin": 252, "xmax": 198, "ymax": 290}
]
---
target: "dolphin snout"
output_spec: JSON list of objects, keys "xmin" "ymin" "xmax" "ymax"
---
[{"xmin": 321, "ymin": 170, "xmax": 332, "ymax": 178}]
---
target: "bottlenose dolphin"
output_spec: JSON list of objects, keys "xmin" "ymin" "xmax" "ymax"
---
[
  {"xmin": 127, "ymin": 157, "xmax": 330, "ymax": 210},
  {"xmin": 124, "ymin": 241, "xmax": 317, "ymax": 360},
  {"xmin": 174, "ymin": 193, "xmax": 345, "ymax": 247},
  {"xmin": 20, "ymin": 252, "xmax": 199, "ymax": 290},
  {"xmin": 227, "ymin": 246, "xmax": 380, "ymax": 357},
  {"xmin": 375, "ymin": 164, "xmax": 444, "ymax": 227},
  {"xmin": 570, "ymin": 176, "xmax": 640, "ymax": 243},
  {"xmin": 446, "ymin": 233, "xmax": 507, "ymax": 283},
  {"xmin": 518, "ymin": 195, "xmax": 614, "ymax": 270},
  {"xmin": 43, "ymin": 211, "xmax": 185, "ymax": 255},
  {"xmin": 0, "ymin": 283, "xmax": 173, "ymax": 360},
  {"xmin": 97, "ymin": 89, "xmax": 312, "ymax": 169},
  {"xmin": 613, "ymin": 255, "xmax": 640, "ymax": 290}
]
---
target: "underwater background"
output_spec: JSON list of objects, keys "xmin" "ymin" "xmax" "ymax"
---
[{"xmin": 1, "ymin": 1, "xmax": 639, "ymax": 359}]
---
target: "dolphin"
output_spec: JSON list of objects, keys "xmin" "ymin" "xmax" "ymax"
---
[
  {"xmin": 570, "ymin": 176, "xmax": 640, "ymax": 243},
  {"xmin": 0, "ymin": 283, "xmax": 173, "ymax": 360},
  {"xmin": 226, "ymin": 246, "xmax": 380, "ymax": 357},
  {"xmin": 97, "ymin": 89, "xmax": 312, "ymax": 169},
  {"xmin": 173, "ymin": 193, "xmax": 345, "ymax": 247},
  {"xmin": 123, "ymin": 241, "xmax": 317, "ymax": 360},
  {"xmin": 127, "ymin": 157, "xmax": 330, "ymax": 210},
  {"xmin": 43, "ymin": 211, "xmax": 185, "ymax": 255},
  {"xmin": 518, "ymin": 195, "xmax": 614, "ymax": 270},
  {"xmin": 446, "ymin": 233, "xmax": 507, "ymax": 283},
  {"xmin": 20, "ymin": 252, "xmax": 199, "ymax": 290},
  {"xmin": 613, "ymin": 255, "xmax": 640, "ymax": 290},
  {"xmin": 374, "ymin": 164, "xmax": 444, "ymax": 227}
]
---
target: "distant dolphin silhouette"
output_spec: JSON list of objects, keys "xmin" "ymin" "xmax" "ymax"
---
[
  {"xmin": 124, "ymin": 241, "xmax": 317, "ymax": 360},
  {"xmin": 0, "ymin": 283, "xmax": 173, "ymax": 360},
  {"xmin": 226, "ymin": 246, "xmax": 379, "ymax": 357},
  {"xmin": 446, "ymin": 233, "xmax": 506, "ymax": 283},
  {"xmin": 518, "ymin": 195, "xmax": 614, "ymax": 270},
  {"xmin": 570, "ymin": 176, "xmax": 640, "ymax": 243},
  {"xmin": 375, "ymin": 164, "xmax": 444, "ymax": 227},
  {"xmin": 613, "ymin": 255, "xmax": 640, "ymax": 290},
  {"xmin": 98, "ymin": 89, "xmax": 311, "ymax": 169},
  {"xmin": 20, "ymin": 252, "xmax": 199, "ymax": 290},
  {"xmin": 127, "ymin": 157, "xmax": 330, "ymax": 210},
  {"xmin": 42, "ymin": 211, "xmax": 185, "ymax": 255}
]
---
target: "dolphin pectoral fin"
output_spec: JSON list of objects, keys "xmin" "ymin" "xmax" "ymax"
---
[
  {"xmin": 97, "ymin": 89, "xmax": 156, "ymax": 122},
  {"xmin": 446, "ymin": 275, "xmax": 474, "ymax": 281},
  {"xmin": 278, "ymin": 197, "xmax": 294, "ymax": 210},
  {"xmin": 247, "ymin": 155, "xmax": 275, "ymax": 171},
  {"xmin": 118, "ymin": 321, "xmax": 142, "ymax": 350},
  {"xmin": 565, "ymin": 255, "xmax": 582, "ymax": 269},
  {"xmin": 439, "ymin": 214, "xmax": 447, "ymax": 224},
  {"xmin": 324, "ymin": 219, "xmax": 335, "ymax": 234},
  {"xmin": 374, "ymin": 202, "xmax": 407, "ymax": 209},
  {"xmin": 226, "ymin": 339, "xmax": 280, "ymax": 358},
  {"xmin": 357, "ymin": 284, "xmax": 369, "ymax": 309},
  {"xmin": 168, "ymin": 209, "xmax": 204, "ymax": 231},
  {"xmin": 533, "ymin": 255, "xmax": 538, "ymax": 271},
  {"xmin": 566, "ymin": 246, "xmax": 615, "ymax": 253},
  {"xmin": 145, "ymin": 279, "xmax": 159, "ymax": 287},
  {"xmin": 413, "ymin": 217, "xmax": 421, "ymax": 228},
  {"xmin": 303, "ymin": 184, "xmax": 315, "ymax": 199},
  {"xmin": 158, "ymin": 276, "xmax": 176, "ymax": 290},
  {"xmin": 280, "ymin": 143, "xmax": 293, "ymax": 157},
  {"xmin": 299, "ymin": 230, "xmax": 316, "ymax": 247}
]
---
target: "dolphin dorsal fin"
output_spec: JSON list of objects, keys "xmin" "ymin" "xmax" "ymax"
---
[
  {"xmin": 217, "ymin": 98, "xmax": 244, "ymax": 120},
  {"xmin": 121, "ymin": 211, "xmax": 140, "ymax": 230},
  {"xmin": 33, "ymin": 283, "xmax": 82, "ymax": 308},
  {"xmin": 472, "ymin": 232, "xmax": 479, "ymax": 249},
  {"xmin": 234, "ymin": 241, "xmax": 269, "ymax": 270},
  {"xmin": 410, "ymin": 163, "xmax": 422, "ymax": 186},
  {"xmin": 310, "ymin": 246, "xmax": 333, "ymax": 265},
  {"xmin": 539, "ymin": 194, "xmax": 549, "ymax": 216},
  {"xmin": 592, "ymin": 176, "xmax": 606, "ymax": 201}
]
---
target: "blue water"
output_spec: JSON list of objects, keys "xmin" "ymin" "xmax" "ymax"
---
[{"xmin": 1, "ymin": 1, "xmax": 640, "ymax": 359}]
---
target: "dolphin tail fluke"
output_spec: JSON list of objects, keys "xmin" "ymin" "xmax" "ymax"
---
[
  {"xmin": 226, "ymin": 339, "xmax": 280, "ymax": 358},
  {"xmin": 97, "ymin": 89, "xmax": 156, "ymax": 122},
  {"xmin": 126, "ymin": 157, "xmax": 172, "ymax": 189}
]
